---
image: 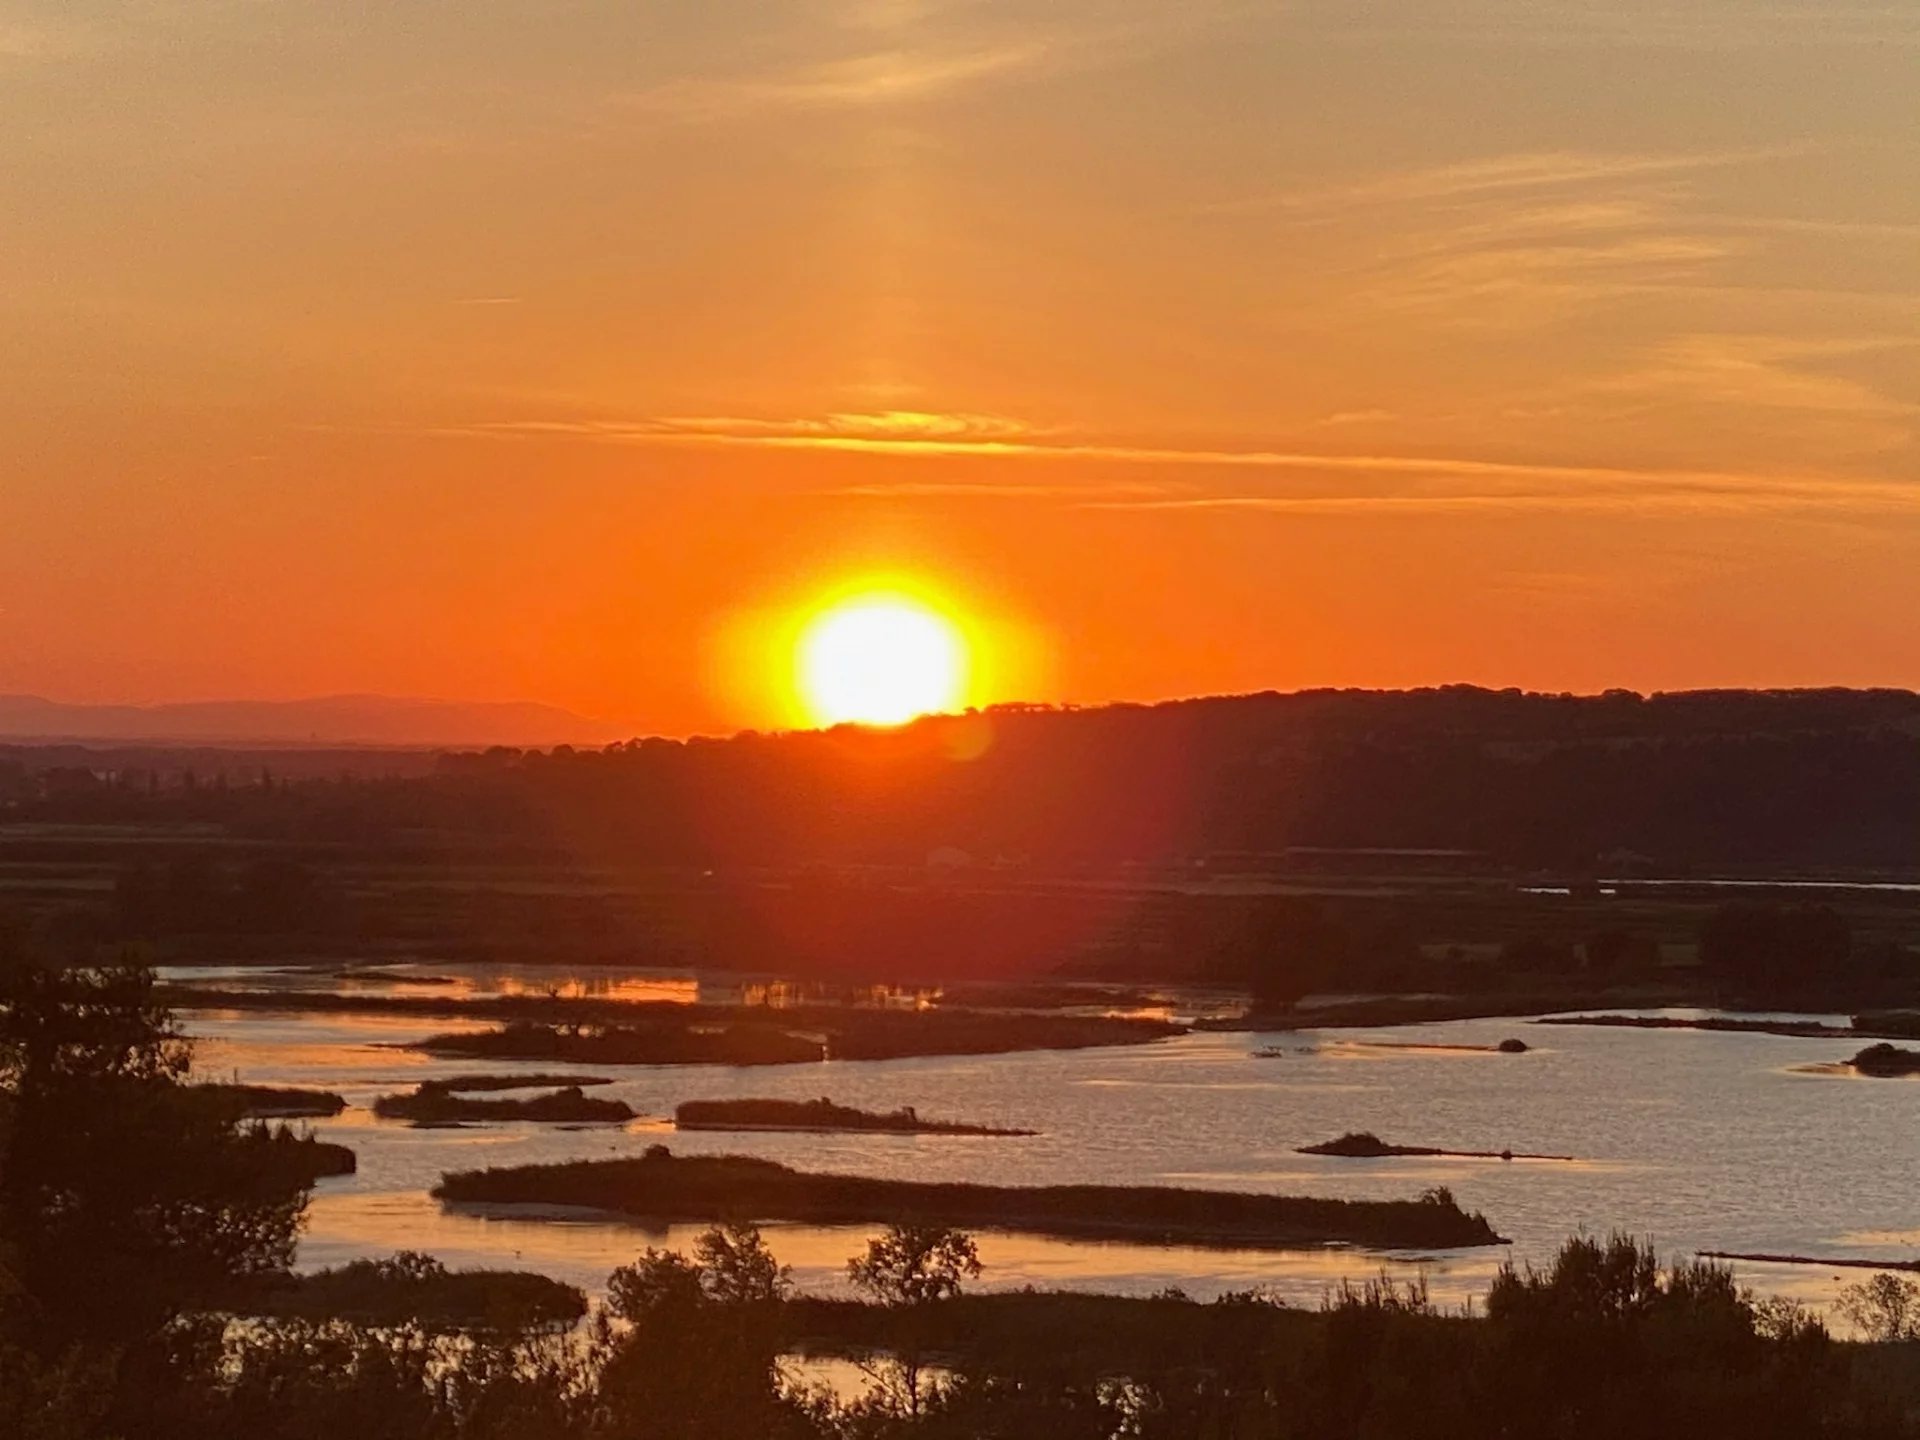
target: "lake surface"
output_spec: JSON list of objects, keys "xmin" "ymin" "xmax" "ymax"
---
[{"xmin": 176, "ymin": 965, "xmax": 1920, "ymax": 1323}]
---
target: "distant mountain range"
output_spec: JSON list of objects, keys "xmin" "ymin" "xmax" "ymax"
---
[{"xmin": 0, "ymin": 694, "xmax": 631, "ymax": 748}]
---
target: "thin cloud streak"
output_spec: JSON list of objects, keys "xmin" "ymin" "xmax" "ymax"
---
[
  {"xmin": 1084, "ymin": 478, "xmax": 1920, "ymax": 518},
  {"xmin": 615, "ymin": 43, "xmax": 1052, "ymax": 120},
  {"xmin": 431, "ymin": 412, "xmax": 1915, "ymax": 514},
  {"xmin": 1216, "ymin": 146, "xmax": 1809, "ymax": 217}
]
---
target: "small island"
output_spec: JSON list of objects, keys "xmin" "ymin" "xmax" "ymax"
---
[
  {"xmin": 433, "ymin": 1072, "xmax": 617, "ymax": 1092},
  {"xmin": 191, "ymin": 1082, "xmax": 348, "ymax": 1118},
  {"xmin": 1538, "ymin": 1014, "xmax": 1896, "ymax": 1040},
  {"xmin": 1299, "ymin": 1131, "xmax": 1572, "ymax": 1162},
  {"xmin": 241, "ymin": 1253, "xmax": 587, "ymax": 1333},
  {"xmin": 434, "ymin": 1147, "xmax": 1506, "ymax": 1250},
  {"xmin": 1848, "ymin": 1043, "xmax": 1920, "ymax": 1077},
  {"xmin": 398, "ymin": 1009, "xmax": 1186, "ymax": 1068},
  {"xmin": 247, "ymin": 1123, "xmax": 356, "ymax": 1180},
  {"xmin": 674, "ymin": 1097, "xmax": 1035, "ymax": 1137},
  {"xmin": 373, "ymin": 1081, "xmax": 636, "ymax": 1124}
]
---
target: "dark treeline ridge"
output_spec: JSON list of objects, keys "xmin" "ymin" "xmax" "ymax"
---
[
  {"xmin": 674, "ymin": 1097, "xmax": 1035, "ymax": 1137},
  {"xmin": 432, "ymin": 1146, "xmax": 1504, "ymax": 1250},
  {"xmin": 7, "ymin": 686, "xmax": 1920, "ymax": 1004},
  {"xmin": 15, "ymin": 685, "xmax": 1920, "ymax": 869},
  {"xmin": 372, "ymin": 1082, "xmax": 636, "ymax": 1124}
]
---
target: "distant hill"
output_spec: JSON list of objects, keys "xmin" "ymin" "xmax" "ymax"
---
[
  {"xmin": 0, "ymin": 694, "xmax": 628, "ymax": 748},
  {"xmin": 11, "ymin": 685, "xmax": 1920, "ymax": 870},
  {"xmin": 414, "ymin": 684, "xmax": 1920, "ymax": 871}
]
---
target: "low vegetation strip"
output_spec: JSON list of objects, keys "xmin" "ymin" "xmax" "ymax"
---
[
  {"xmin": 373, "ymin": 1082, "xmax": 635, "ymax": 1123},
  {"xmin": 1298, "ymin": 1132, "xmax": 1573, "ymax": 1161},
  {"xmin": 673, "ymin": 1097, "xmax": 1035, "ymax": 1137},
  {"xmin": 166, "ymin": 986, "xmax": 1187, "ymax": 1059},
  {"xmin": 1335, "ymin": 1039, "xmax": 1530, "ymax": 1056},
  {"xmin": 406, "ymin": 1008, "xmax": 1181, "ymax": 1068},
  {"xmin": 1700, "ymin": 1250, "xmax": 1920, "ymax": 1273},
  {"xmin": 1537, "ymin": 1014, "xmax": 1860, "ymax": 1038},
  {"xmin": 1201, "ymin": 991, "xmax": 1691, "ymax": 1031},
  {"xmin": 433, "ymin": 1148, "xmax": 1506, "ymax": 1250},
  {"xmin": 435, "ymin": 1072, "xmax": 616, "ymax": 1091},
  {"xmin": 240, "ymin": 1253, "xmax": 588, "ymax": 1332},
  {"xmin": 190, "ymin": 1082, "xmax": 348, "ymax": 1118}
]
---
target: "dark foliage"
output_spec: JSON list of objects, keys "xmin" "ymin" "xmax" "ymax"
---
[
  {"xmin": 242, "ymin": 1252, "xmax": 587, "ymax": 1333},
  {"xmin": 0, "ymin": 946, "xmax": 311, "ymax": 1342},
  {"xmin": 372, "ymin": 1082, "xmax": 635, "ymax": 1124},
  {"xmin": 674, "ymin": 1097, "xmax": 1033, "ymax": 1136},
  {"xmin": 189, "ymin": 1083, "xmax": 348, "ymax": 1118},
  {"xmin": 433, "ymin": 1147, "xmax": 1504, "ymax": 1249}
]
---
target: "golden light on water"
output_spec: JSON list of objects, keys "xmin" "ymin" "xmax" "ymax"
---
[{"xmin": 796, "ymin": 592, "xmax": 969, "ymax": 727}]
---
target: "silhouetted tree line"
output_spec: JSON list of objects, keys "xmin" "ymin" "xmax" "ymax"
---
[{"xmin": 9, "ymin": 687, "xmax": 1920, "ymax": 870}]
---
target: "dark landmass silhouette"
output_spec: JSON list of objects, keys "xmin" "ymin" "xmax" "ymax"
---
[
  {"xmin": 11, "ymin": 684, "xmax": 1920, "ymax": 870},
  {"xmin": 434, "ymin": 1147, "xmax": 1506, "ymax": 1249},
  {"xmin": 1298, "ymin": 1131, "xmax": 1573, "ymax": 1161},
  {"xmin": 674, "ymin": 1097, "xmax": 1035, "ymax": 1137},
  {"xmin": 372, "ymin": 1082, "xmax": 636, "ymax": 1124},
  {"xmin": 14, "ymin": 683, "xmax": 1920, "ymax": 999},
  {"xmin": 0, "ymin": 692, "xmax": 626, "ymax": 747}
]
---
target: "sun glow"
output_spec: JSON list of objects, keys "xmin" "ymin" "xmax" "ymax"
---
[{"xmin": 797, "ymin": 593, "xmax": 969, "ymax": 727}]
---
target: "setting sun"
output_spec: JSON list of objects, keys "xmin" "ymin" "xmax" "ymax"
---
[{"xmin": 797, "ymin": 594, "xmax": 969, "ymax": 728}]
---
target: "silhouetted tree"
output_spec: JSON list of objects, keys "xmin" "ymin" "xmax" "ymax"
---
[
  {"xmin": 0, "ymin": 939, "xmax": 310, "ymax": 1342},
  {"xmin": 1838, "ymin": 1274, "xmax": 1920, "ymax": 1342},
  {"xmin": 594, "ymin": 1223, "xmax": 811, "ymax": 1440},
  {"xmin": 847, "ymin": 1225, "xmax": 983, "ymax": 1419}
]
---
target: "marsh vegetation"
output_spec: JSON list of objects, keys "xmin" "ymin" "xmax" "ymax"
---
[
  {"xmin": 372, "ymin": 1081, "xmax": 637, "ymax": 1124},
  {"xmin": 432, "ymin": 1147, "xmax": 1505, "ymax": 1250},
  {"xmin": 674, "ymin": 1097, "xmax": 1035, "ymax": 1137},
  {"xmin": 1298, "ymin": 1131, "xmax": 1572, "ymax": 1162}
]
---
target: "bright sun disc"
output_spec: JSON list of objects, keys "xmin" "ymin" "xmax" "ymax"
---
[{"xmin": 798, "ymin": 595, "xmax": 968, "ymax": 727}]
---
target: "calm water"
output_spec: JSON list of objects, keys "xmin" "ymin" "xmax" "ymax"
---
[{"xmin": 178, "ymin": 967, "xmax": 1920, "ymax": 1322}]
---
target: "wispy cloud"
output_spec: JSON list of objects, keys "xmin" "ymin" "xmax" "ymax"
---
[
  {"xmin": 1313, "ymin": 3, "xmax": 1920, "ymax": 50},
  {"xmin": 1220, "ymin": 147, "xmax": 1801, "ymax": 218},
  {"xmin": 1084, "ymin": 474, "xmax": 1920, "ymax": 518},
  {"xmin": 615, "ymin": 44, "xmax": 1052, "ymax": 120},
  {"xmin": 1583, "ymin": 333, "xmax": 1920, "ymax": 459},
  {"xmin": 1222, "ymin": 144, "xmax": 1882, "ymax": 334},
  {"xmin": 428, "ymin": 407, "xmax": 1917, "ymax": 515},
  {"xmin": 607, "ymin": 1, "xmax": 1254, "ymax": 122},
  {"xmin": 829, "ymin": 479, "xmax": 1181, "ymax": 501}
]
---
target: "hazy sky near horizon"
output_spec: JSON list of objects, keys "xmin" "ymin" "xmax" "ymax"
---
[{"xmin": 4, "ymin": 1, "xmax": 1917, "ymax": 733}]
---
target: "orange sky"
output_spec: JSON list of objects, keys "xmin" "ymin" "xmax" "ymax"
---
[{"xmin": 4, "ymin": 2, "xmax": 1917, "ymax": 735}]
